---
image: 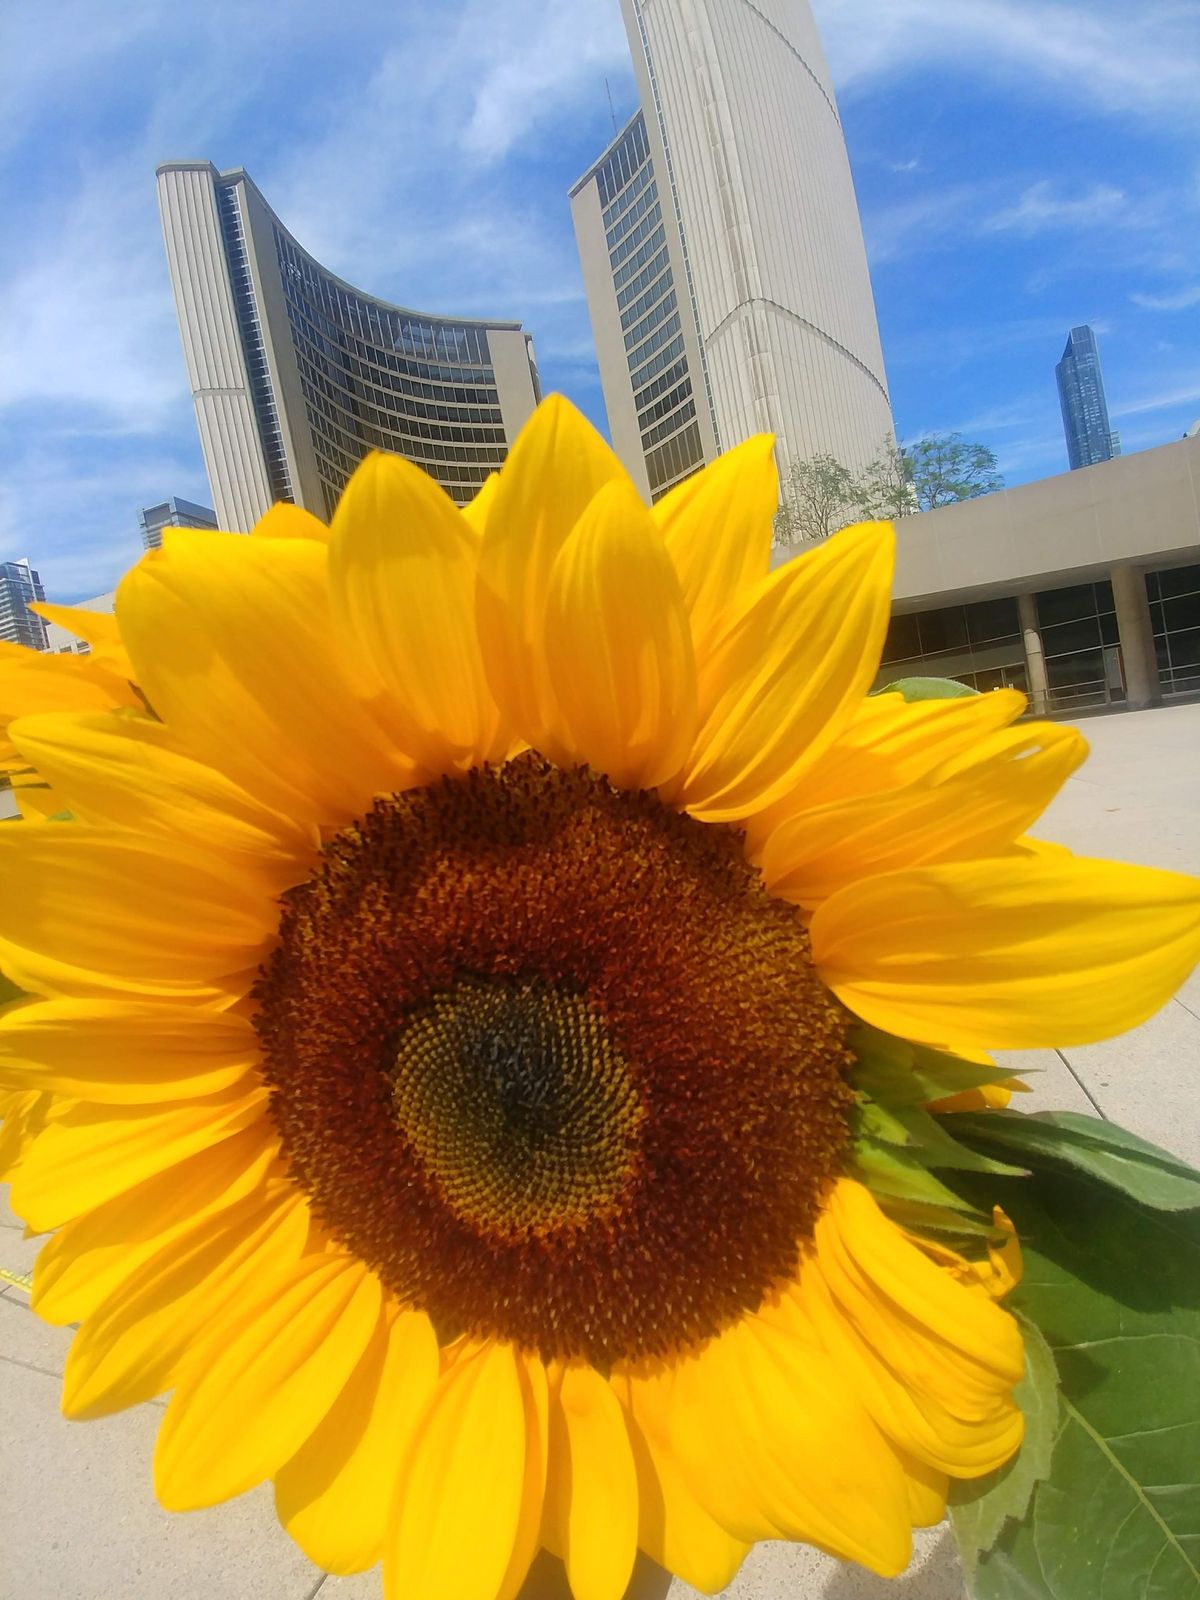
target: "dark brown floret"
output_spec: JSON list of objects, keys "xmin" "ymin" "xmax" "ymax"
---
[{"xmin": 254, "ymin": 755, "xmax": 852, "ymax": 1364}]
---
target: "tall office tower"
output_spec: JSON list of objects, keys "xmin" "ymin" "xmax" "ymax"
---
[
  {"xmin": 569, "ymin": 0, "xmax": 892, "ymax": 501},
  {"xmin": 0, "ymin": 559, "xmax": 49, "ymax": 651},
  {"xmin": 156, "ymin": 162, "xmax": 542, "ymax": 529},
  {"xmin": 1056, "ymin": 325, "xmax": 1120, "ymax": 471},
  {"xmin": 138, "ymin": 496, "xmax": 218, "ymax": 551}
]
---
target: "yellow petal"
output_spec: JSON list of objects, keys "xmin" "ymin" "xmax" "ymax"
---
[
  {"xmin": 28, "ymin": 603, "xmax": 127, "ymax": 657},
  {"xmin": 544, "ymin": 1364, "xmax": 638, "ymax": 1600},
  {"xmin": 0, "ymin": 997, "xmax": 260, "ymax": 1104},
  {"xmin": 62, "ymin": 1184, "xmax": 309, "ymax": 1419},
  {"xmin": 674, "ymin": 521, "xmax": 895, "ymax": 821},
  {"xmin": 31, "ymin": 1129, "xmax": 280, "ymax": 1325},
  {"xmin": 813, "ymin": 855, "xmax": 1200, "ymax": 1049},
  {"xmin": 117, "ymin": 531, "xmax": 412, "ymax": 828},
  {"xmin": 0, "ymin": 827, "xmax": 276, "ymax": 1000},
  {"xmin": 0, "ymin": 638, "xmax": 138, "ymax": 728},
  {"xmin": 476, "ymin": 395, "xmax": 628, "ymax": 751},
  {"xmin": 10, "ymin": 1086, "xmax": 270, "ymax": 1232},
  {"xmin": 0, "ymin": 1087, "xmax": 53, "ymax": 1179},
  {"xmin": 155, "ymin": 1251, "xmax": 381, "ymax": 1509},
  {"xmin": 654, "ymin": 435, "xmax": 777, "ymax": 650},
  {"xmin": 498, "ymin": 1355, "xmax": 551, "ymax": 1600},
  {"xmin": 660, "ymin": 1313, "xmax": 912, "ymax": 1573},
  {"xmin": 9, "ymin": 711, "xmax": 316, "ymax": 868},
  {"xmin": 276, "ymin": 1307, "xmax": 440, "ymax": 1573},
  {"xmin": 251, "ymin": 503, "xmax": 329, "ymax": 542},
  {"xmin": 329, "ymin": 452, "xmax": 505, "ymax": 771},
  {"xmin": 541, "ymin": 479, "xmax": 697, "ymax": 789},
  {"xmin": 462, "ymin": 471, "xmax": 499, "ymax": 535},
  {"xmin": 385, "ymin": 1339, "xmax": 527, "ymax": 1600},
  {"xmin": 616, "ymin": 1373, "xmax": 749, "ymax": 1596},
  {"xmin": 761, "ymin": 721, "xmax": 1087, "ymax": 907}
]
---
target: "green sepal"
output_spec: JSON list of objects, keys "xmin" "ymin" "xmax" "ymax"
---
[
  {"xmin": 949, "ymin": 1315, "xmax": 1061, "ymax": 1579},
  {"xmin": 946, "ymin": 1109, "xmax": 1200, "ymax": 1212},
  {"xmin": 850, "ymin": 1024, "xmax": 1026, "ymax": 1108},
  {"xmin": 851, "ymin": 1138, "xmax": 992, "ymax": 1219},
  {"xmin": 870, "ymin": 676, "xmax": 979, "ymax": 701},
  {"xmin": 856, "ymin": 1098, "xmax": 1026, "ymax": 1177}
]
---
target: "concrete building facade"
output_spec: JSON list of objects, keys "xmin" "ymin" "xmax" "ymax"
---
[
  {"xmin": 138, "ymin": 496, "xmax": 217, "ymax": 551},
  {"xmin": 156, "ymin": 162, "xmax": 542, "ymax": 529},
  {"xmin": 0, "ymin": 560, "xmax": 49, "ymax": 651},
  {"xmin": 868, "ymin": 433, "xmax": 1200, "ymax": 713},
  {"xmin": 570, "ymin": 0, "xmax": 892, "ymax": 500}
]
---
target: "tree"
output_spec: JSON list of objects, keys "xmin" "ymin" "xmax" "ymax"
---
[
  {"xmin": 773, "ymin": 453, "xmax": 862, "ymax": 546},
  {"xmin": 904, "ymin": 432, "xmax": 1004, "ymax": 510},
  {"xmin": 773, "ymin": 432, "xmax": 1003, "ymax": 547}
]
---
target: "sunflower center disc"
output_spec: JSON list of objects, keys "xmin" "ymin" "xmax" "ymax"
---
[{"xmin": 255, "ymin": 754, "xmax": 853, "ymax": 1364}]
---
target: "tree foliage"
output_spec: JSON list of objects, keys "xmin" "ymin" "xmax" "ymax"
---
[{"xmin": 774, "ymin": 432, "xmax": 1004, "ymax": 545}]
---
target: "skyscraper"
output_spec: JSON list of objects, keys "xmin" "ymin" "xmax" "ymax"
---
[
  {"xmin": 1056, "ymin": 325, "xmax": 1121, "ymax": 471},
  {"xmin": 156, "ymin": 162, "xmax": 542, "ymax": 529},
  {"xmin": 0, "ymin": 559, "xmax": 49, "ymax": 651},
  {"xmin": 569, "ymin": 0, "xmax": 892, "ymax": 501},
  {"xmin": 138, "ymin": 496, "xmax": 218, "ymax": 551}
]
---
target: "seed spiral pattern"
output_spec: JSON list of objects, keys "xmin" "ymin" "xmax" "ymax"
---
[{"xmin": 254, "ymin": 755, "xmax": 853, "ymax": 1363}]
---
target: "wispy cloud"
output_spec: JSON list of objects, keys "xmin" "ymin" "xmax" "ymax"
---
[
  {"xmin": 1110, "ymin": 382, "xmax": 1200, "ymax": 419},
  {"xmin": 984, "ymin": 181, "xmax": 1127, "ymax": 236},
  {"xmin": 1130, "ymin": 285, "xmax": 1200, "ymax": 312}
]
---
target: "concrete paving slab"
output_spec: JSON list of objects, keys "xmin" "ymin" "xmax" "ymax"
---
[
  {"xmin": 0, "ymin": 1292, "xmax": 71, "ymax": 1380},
  {"xmin": 2, "ymin": 1181, "xmax": 26, "ymax": 1228},
  {"xmin": 992, "ymin": 1047, "xmax": 1098, "ymax": 1116},
  {"xmin": 0, "ymin": 1358, "xmax": 322, "ymax": 1600}
]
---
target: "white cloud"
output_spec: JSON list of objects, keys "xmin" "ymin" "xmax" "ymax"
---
[
  {"xmin": 984, "ymin": 181, "xmax": 1127, "ymax": 235},
  {"xmin": 1110, "ymin": 382, "xmax": 1200, "ymax": 419},
  {"xmin": 1131, "ymin": 285, "xmax": 1200, "ymax": 312},
  {"xmin": 811, "ymin": 0, "xmax": 1200, "ymax": 125}
]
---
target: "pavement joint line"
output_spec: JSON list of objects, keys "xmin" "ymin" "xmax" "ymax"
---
[
  {"xmin": 1172, "ymin": 993, "xmax": 1200, "ymax": 1025},
  {"xmin": 0, "ymin": 1350, "xmax": 63, "ymax": 1384},
  {"xmin": 301, "ymin": 1577, "xmax": 329, "ymax": 1600},
  {"xmin": 1054, "ymin": 1047, "xmax": 1107, "ymax": 1118}
]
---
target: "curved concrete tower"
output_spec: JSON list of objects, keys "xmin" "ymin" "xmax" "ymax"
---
[{"xmin": 571, "ymin": 0, "xmax": 891, "ymax": 498}]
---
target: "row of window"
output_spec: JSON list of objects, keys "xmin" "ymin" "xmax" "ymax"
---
[
  {"xmin": 634, "ymin": 353, "xmax": 689, "ymax": 417},
  {"xmin": 283, "ymin": 301, "xmax": 499, "ymax": 403},
  {"xmin": 613, "ymin": 225, "xmax": 668, "ymax": 293},
  {"xmin": 596, "ymin": 113, "xmax": 651, "ymax": 207},
  {"xmin": 619, "ymin": 268, "xmax": 673, "ymax": 336},
  {"xmin": 299, "ymin": 366, "xmax": 506, "ymax": 455},
  {"xmin": 606, "ymin": 178, "xmax": 659, "ymax": 252},
  {"xmin": 296, "ymin": 345, "xmax": 504, "ymax": 437},
  {"xmin": 631, "ymin": 331, "xmax": 686, "ymax": 397},
  {"xmin": 617, "ymin": 247, "xmax": 669, "ymax": 313},
  {"xmin": 645, "ymin": 420, "xmax": 704, "ymax": 498},
  {"xmin": 286, "ymin": 307, "xmax": 501, "ymax": 413},
  {"xmin": 883, "ymin": 597, "xmax": 1022, "ymax": 664},
  {"xmin": 601, "ymin": 160, "xmax": 653, "ymax": 235},
  {"xmin": 637, "ymin": 376, "xmax": 693, "ymax": 435},
  {"xmin": 609, "ymin": 203, "xmax": 662, "ymax": 273},
  {"xmin": 624, "ymin": 289, "xmax": 677, "ymax": 354},
  {"xmin": 627, "ymin": 309, "xmax": 682, "ymax": 376},
  {"xmin": 218, "ymin": 189, "xmax": 293, "ymax": 503},
  {"xmin": 301, "ymin": 393, "xmax": 506, "ymax": 480},
  {"xmin": 641, "ymin": 398, "xmax": 696, "ymax": 453}
]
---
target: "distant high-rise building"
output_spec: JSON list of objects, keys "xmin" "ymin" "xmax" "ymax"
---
[
  {"xmin": 156, "ymin": 162, "xmax": 542, "ymax": 530},
  {"xmin": 1056, "ymin": 326, "xmax": 1120, "ymax": 471},
  {"xmin": 569, "ymin": 0, "xmax": 893, "ymax": 501},
  {"xmin": 138, "ymin": 496, "xmax": 218, "ymax": 551},
  {"xmin": 0, "ymin": 560, "xmax": 49, "ymax": 651}
]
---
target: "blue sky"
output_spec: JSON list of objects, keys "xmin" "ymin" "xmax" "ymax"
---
[{"xmin": 1, "ymin": 0, "xmax": 1197, "ymax": 601}]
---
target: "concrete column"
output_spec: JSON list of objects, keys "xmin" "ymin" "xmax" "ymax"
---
[
  {"xmin": 1110, "ymin": 564, "xmax": 1161, "ymax": 710},
  {"xmin": 1017, "ymin": 592, "xmax": 1049, "ymax": 715}
]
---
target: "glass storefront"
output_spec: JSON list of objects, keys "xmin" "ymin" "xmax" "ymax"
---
[
  {"xmin": 1148, "ymin": 562, "xmax": 1200, "ymax": 697},
  {"xmin": 878, "ymin": 597, "xmax": 1027, "ymax": 693},
  {"xmin": 1035, "ymin": 579, "xmax": 1124, "ymax": 711}
]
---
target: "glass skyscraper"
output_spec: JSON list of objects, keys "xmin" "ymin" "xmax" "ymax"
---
[
  {"xmin": 1056, "ymin": 325, "xmax": 1121, "ymax": 471},
  {"xmin": 138, "ymin": 496, "xmax": 217, "ymax": 551},
  {"xmin": 0, "ymin": 559, "xmax": 49, "ymax": 651},
  {"xmin": 156, "ymin": 163, "xmax": 542, "ymax": 530}
]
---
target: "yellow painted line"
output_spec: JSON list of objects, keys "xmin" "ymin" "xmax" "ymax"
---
[{"xmin": 0, "ymin": 1265, "xmax": 32, "ymax": 1293}]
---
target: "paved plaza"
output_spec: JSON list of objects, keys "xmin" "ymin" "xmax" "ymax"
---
[{"xmin": 2, "ymin": 702, "xmax": 1198, "ymax": 1600}]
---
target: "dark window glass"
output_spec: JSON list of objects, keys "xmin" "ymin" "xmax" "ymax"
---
[
  {"xmin": 1095, "ymin": 578, "xmax": 1115, "ymax": 613},
  {"xmin": 1162, "ymin": 593, "xmax": 1200, "ymax": 635},
  {"xmin": 1100, "ymin": 612, "xmax": 1120, "ymax": 646},
  {"xmin": 1041, "ymin": 616, "xmax": 1102, "ymax": 657},
  {"xmin": 965, "ymin": 597, "xmax": 1019, "ymax": 645},
  {"xmin": 1156, "ymin": 562, "xmax": 1200, "ymax": 599},
  {"xmin": 1036, "ymin": 583, "xmax": 1096, "ymax": 627},
  {"xmin": 1046, "ymin": 648, "xmax": 1105, "ymax": 691},
  {"xmin": 1169, "ymin": 628, "xmax": 1200, "ymax": 669},
  {"xmin": 916, "ymin": 607, "xmax": 968, "ymax": 653},
  {"xmin": 882, "ymin": 613, "xmax": 921, "ymax": 662}
]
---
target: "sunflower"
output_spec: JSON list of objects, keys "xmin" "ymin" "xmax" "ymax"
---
[{"xmin": 2, "ymin": 396, "xmax": 1199, "ymax": 1599}]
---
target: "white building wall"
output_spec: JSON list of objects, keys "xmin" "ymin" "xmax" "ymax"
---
[
  {"xmin": 156, "ymin": 164, "xmax": 274, "ymax": 532},
  {"xmin": 622, "ymin": 0, "xmax": 892, "ymax": 479}
]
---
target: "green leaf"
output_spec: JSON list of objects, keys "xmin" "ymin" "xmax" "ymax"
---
[
  {"xmin": 856, "ymin": 1098, "xmax": 1025, "ymax": 1176},
  {"xmin": 870, "ymin": 676, "xmax": 979, "ymax": 701},
  {"xmin": 954, "ymin": 1168, "xmax": 1200, "ymax": 1598},
  {"xmin": 947, "ymin": 1110, "xmax": 1200, "ymax": 1212},
  {"xmin": 950, "ymin": 1316, "xmax": 1061, "ymax": 1578},
  {"xmin": 851, "ymin": 1138, "xmax": 991, "ymax": 1218}
]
